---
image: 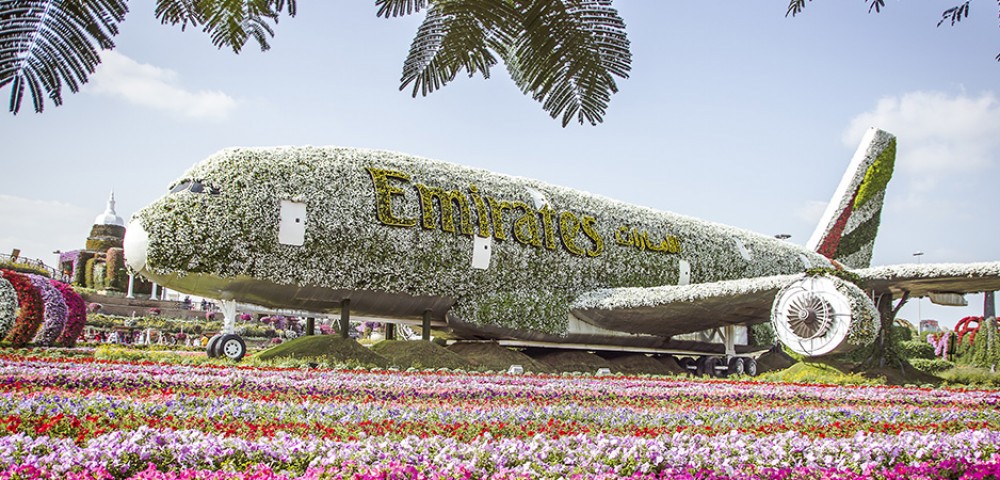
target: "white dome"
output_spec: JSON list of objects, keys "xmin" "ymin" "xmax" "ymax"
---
[{"xmin": 94, "ymin": 191, "xmax": 125, "ymax": 227}]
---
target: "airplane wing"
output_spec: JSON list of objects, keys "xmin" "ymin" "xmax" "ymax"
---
[
  {"xmin": 569, "ymin": 262, "xmax": 1000, "ymax": 339},
  {"xmin": 854, "ymin": 261, "xmax": 1000, "ymax": 300},
  {"xmin": 570, "ymin": 274, "xmax": 800, "ymax": 338}
]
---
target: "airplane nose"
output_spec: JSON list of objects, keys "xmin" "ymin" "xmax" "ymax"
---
[{"xmin": 123, "ymin": 218, "xmax": 149, "ymax": 273}]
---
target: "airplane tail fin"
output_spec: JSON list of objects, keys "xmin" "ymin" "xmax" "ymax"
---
[{"xmin": 806, "ymin": 128, "xmax": 896, "ymax": 269}]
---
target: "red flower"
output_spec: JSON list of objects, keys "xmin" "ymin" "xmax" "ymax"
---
[{"xmin": 1, "ymin": 270, "xmax": 44, "ymax": 347}]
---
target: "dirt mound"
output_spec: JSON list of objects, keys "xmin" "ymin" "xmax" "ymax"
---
[
  {"xmin": 598, "ymin": 352, "xmax": 683, "ymax": 376},
  {"xmin": 654, "ymin": 355, "xmax": 690, "ymax": 375},
  {"xmin": 755, "ymin": 347, "xmax": 797, "ymax": 373},
  {"xmin": 253, "ymin": 335, "xmax": 389, "ymax": 368},
  {"xmin": 527, "ymin": 349, "xmax": 611, "ymax": 374},
  {"xmin": 447, "ymin": 342, "xmax": 555, "ymax": 373},
  {"xmin": 371, "ymin": 340, "xmax": 473, "ymax": 370}
]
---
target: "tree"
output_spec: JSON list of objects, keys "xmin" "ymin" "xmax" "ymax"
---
[
  {"xmin": 787, "ymin": 1, "xmax": 999, "ymax": 61},
  {"xmin": 0, "ymin": 0, "xmax": 631, "ymax": 126}
]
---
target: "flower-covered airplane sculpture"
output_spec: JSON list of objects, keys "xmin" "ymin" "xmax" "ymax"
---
[{"xmin": 124, "ymin": 128, "xmax": 1000, "ymax": 367}]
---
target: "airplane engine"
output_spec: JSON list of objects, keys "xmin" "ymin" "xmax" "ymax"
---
[{"xmin": 770, "ymin": 274, "xmax": 879, "ymax": 357}]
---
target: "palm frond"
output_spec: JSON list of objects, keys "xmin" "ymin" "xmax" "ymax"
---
[
  {"xmin": 937, "ymin": 2, "xmax": 971, "ymax": 27},
  {"xmin": 376, "ymin": 0, "xmax": 428, "ymax": 18},
  {"xmin": 1, "ymin": 0, "xmax": 128, "ymax": 114},
  {"xmin": 785, "ymin": 0, "xmax": 808, "ymax": 17},
  {"xmin": 155, "ymin": 0, "xmax": 294, "ymax": 53},
  {"xmin": 155, "ymin": 0, "xmax": 201, "ymax": 30},
  {"xmin": 500, "ymin": 0, "xmax": 631, "ymax": 126},
  {"xmin": 399, "ymin": 0, "xmax": 509, "ymax": 97}
]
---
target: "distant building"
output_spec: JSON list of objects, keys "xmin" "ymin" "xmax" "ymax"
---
[
  {"xmin": 919, "ymin": 319, "xmax": 941, "ymax": 334},
  {"xmin": 57, "ymin": 192, "xmax": 137, "ymax": 292}
]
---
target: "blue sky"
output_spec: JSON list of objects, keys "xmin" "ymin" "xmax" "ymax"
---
[{"xmin": 2, "ymin": 2, "xmax": 998, "ymax": 328}]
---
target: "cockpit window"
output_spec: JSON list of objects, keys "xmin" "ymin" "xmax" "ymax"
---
[
  {"xmin": 169, "ymin": 181, "xmax": 191, "ymax": 194},
  {"xmin": 168, "ymin": 180, "xmax": 221, "ymax": 195}
]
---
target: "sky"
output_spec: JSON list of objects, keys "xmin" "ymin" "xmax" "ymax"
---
[{"xmin": 1, "ymin": 1, "xmax": 998, "ymax": 329}]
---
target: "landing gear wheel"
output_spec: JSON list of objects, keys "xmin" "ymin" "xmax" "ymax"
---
[
  {"xmin": 743, "ymin": 357, "xmax": 758, "ymax": 377},
  {"xmin": 698, "ymin": 356, "xmax": 721, "ymax": 377},
  {"xmin": 206, "ymin": 334, "xmax": 223, "ymax": 358},
  {"xmin": 676, "ymin": 357, "xmax": 695, "ymax": 372},
  {"xmin": 727, "ymin": 356, "xmax": 746, "ymax": 376},
  {"xmin": 218, "ymin": 334, "xmax": 247, "ymax": 362}
]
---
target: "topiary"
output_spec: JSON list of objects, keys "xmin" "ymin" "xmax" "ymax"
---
[
  {"xmin": 53, "ymin": 280, "xmax": 86, "ymax": 347},
  {"xmin": 1, "ymin": 269, "xmax": 45, "ymax": 347},
  {"xmin": 898, "ymin": 340, "xmax": 936, "ymax": 360},
  {"xmin": 84, "ymin": 258, "xmax": 96, "ymax": 289},
  {"xmin": 0, "ymin": 276, "xmax": 16, "ymax": 338},
  {"xmin": 105, "ymin": 248, "xmax": 128, "ymax": 291},
  {"xmin": 28, "ymin": 274, "xmax": 67, "ymax": 346}
]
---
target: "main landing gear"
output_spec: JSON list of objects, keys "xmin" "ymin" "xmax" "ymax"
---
[
  {"xmin": 676, "ymin": 355, "xmax": 758, "ymax": 378},
  {"xmin": 205, "ymin": 299, "xmax": 247, "ymax": 362},
  {"xmin": 675, "ymin": 324, "xmax": 759, "ymax": 378}
]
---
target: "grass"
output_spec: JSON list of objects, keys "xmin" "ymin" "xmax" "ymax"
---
[
  {"xmin": 251, "ymin": 335, "xmax": 390, "ymax": 368},
  {"xmin": 370, "ymin": 340, "xmax": 473, "ymax": 370}
]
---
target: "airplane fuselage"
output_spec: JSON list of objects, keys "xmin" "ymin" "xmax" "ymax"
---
[{"xmin": 125, "ymin": 146, "xmax": 833, "ymax": 346}]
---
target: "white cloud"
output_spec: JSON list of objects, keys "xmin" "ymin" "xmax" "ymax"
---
[
  {"xmin": 87, "ymin": 51, "xmax": 238, "ymax": 120},
  {"xmin": 842, "ymin": 91, "xmax": 1000, "ymax": 175},
  {"xmin": 794, "ymin": 200, "xmax": 828, "ymax": 225},
  {"xmin": 0, "ymin": 195, "xmax": 94, "ymax": 265}
]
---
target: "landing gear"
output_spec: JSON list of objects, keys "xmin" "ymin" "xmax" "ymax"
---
[
  {"xmin": 217, "ymin": 334, "xmax": 247, "ymax": 361},
  {"xmin": 206, "ymin": 334, "xmax": 223, "ymax": 358},
  {"xmin": 204, "ymin": 298, "xmax": 247, "ymax": 362},
  {"xmin": 680, "ymin": 355, "xmax": 759, "ymax": 377}
]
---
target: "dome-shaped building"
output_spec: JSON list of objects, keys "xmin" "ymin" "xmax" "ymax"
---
[
  {"xmin": 85, "ymin": 192, "xmax": 126, "ymax": 253},
  {"xmin": 57, "ymin": 192, "xmax": 133, "ymax": 291}
]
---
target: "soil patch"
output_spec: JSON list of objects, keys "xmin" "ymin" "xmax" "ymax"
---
[
  {"xmin": 598, "ymin": 352, "xmax": 682, "ymax": 376},
  {"xmin": 253, "ymin": 335, "xmax": 389, "ymax": 368},
  {"xmin": 755, "ymin": 347, "xmax": 797, "ymax": 373},
  {"xmin": 371, "ymin": 340, "xmax": 474, "ymax": 370},
  {"xmin": 447, "ymin": 342, "xmax": 555, "ymax": 374},
  {"xmin": 653, "ymin": 355, "xmax": 690, "ymax": 375},
  {"xmin": 527, "ymin": 349, "xmax": 611, "ymax": 374}
]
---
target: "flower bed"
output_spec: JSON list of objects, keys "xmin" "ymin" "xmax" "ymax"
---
[{"xmin": 0, "ymin": 354, "xmax": 998, "ymax": 479}]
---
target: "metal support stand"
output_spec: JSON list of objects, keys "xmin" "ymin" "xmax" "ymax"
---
[
  {"xmin": 385, "ymin": 323, "xmax": 395, "ymax": 340},
  {"xmin": 126, "ymin": 273, "xmax": 135, "ymax": 299},
  {"xmin": 340, "ymin": 300, "xmax": 351, "ymax": 339},
  {"xmin": 723, "ymin": 324, "xmax": 736, "ymax": 360},
  {"xmin": 422, "ymin": 310, "xmax": 431, "ymax": 341},
  {"xmin": 221, "ymin": 299, "xmax": 237, "ymax": 335}
]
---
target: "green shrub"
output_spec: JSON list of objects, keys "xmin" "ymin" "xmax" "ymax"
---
[
  {"xmin": 898, "ymin": 340, "xmax": 936, "ymax": 360},
  {"xmin": 909, "ymin": 358, "xmax": 954, "ymax": 374},
  {"xmin": 105, "ymin": 248, "xmax": 127, "ymax": 291},
  {"xmin": 892, "ymin": 325, "xmax": 913, "ymax": 342},
  {"xmin": 754, "ymin": 362, "xmax": 881, "ymax": 386},
  {"xmin": 84, "ymin": 258, "xmax": 96, "ymax": 288},
  {"xmin": 749, "ymin": 322, "xmax": 776, "ymax": 347},
  {"xmin": 939, "ymin": 365, "xmax": 1000, "ymax": 388}
]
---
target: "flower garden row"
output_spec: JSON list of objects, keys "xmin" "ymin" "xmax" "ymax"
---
[
  {"xmin": 0, "ymin": 270, "xmax": 86, "ymax": 348},
  {"xmin": 1, "ymin": 354, "xmax": 999, "ymax": 479}
]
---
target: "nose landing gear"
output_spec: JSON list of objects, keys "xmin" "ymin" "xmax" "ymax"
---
[{"xmin": 205, "ymin": 299, "xmax": 247, "ymax": 361}]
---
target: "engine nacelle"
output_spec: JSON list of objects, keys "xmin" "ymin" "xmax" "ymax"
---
[{"xmin": 770, "ymin": 274, "xmax": 879, "ymax": 357}]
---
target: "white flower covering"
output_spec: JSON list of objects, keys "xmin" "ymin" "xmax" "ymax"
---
[
  {"xmin": 858, "ymin": 262, "xmax": 1000, "ymax": 281},
  {"xmin": 0, "ymin": 276, "xmax": 15, "ymax": 338},
  {"xmin": 136, "ymin": 146, "xmax": 832, "ymax": 335},
  {"xmin": 572, "ymin": 274, "xmax": 800, "ymax": 310},
  {"xmin": 835, "ymin": 276, "xmax": 880, "ymax": 347}
]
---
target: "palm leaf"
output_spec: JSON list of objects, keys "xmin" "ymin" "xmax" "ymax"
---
[
  {"xmin": 399, "ymin": 0, "xmax": 509, "ymax": 97},
  {"xmin": 375, "ymin": 0, "xmax": 428, "ymax": 18},
  {"xmin": 500, "ymin": 0, "xmax": 631, "ymax": 126},
  {"xmin": 0, "ymin": 0, "xmax": 127, "ymax": 113},
  {"xmin": 154, "ymin": 0, "xmax": 295, "ymax": 53}
]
